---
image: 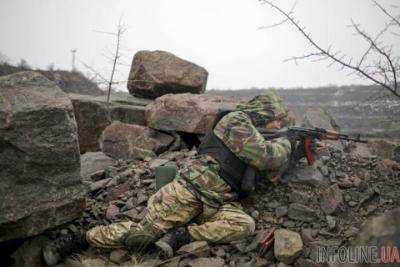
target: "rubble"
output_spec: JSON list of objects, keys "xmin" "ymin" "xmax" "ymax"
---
[
  {"xmin": 320, "ymin": 184, "xmax": 344, "ymax": 215},
  {"xmin": 3, "ymin": 92, "xmax": 400, "ymax": 266},
  {"xmin": 186, "ymin": 257, "xmax": 225, "ymax": 267},
  {"xmin": 80, "ymin": 152, "xmax": 116, "ymax": 180},
  {"xmin": 274, "ymin": 229, "xmax": 303, "ymax": 264},
  {"xmin": 287, "ymin": 203, "xmax": 318, "ymax": 222}
]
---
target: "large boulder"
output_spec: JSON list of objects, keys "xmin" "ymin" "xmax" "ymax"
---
[
  {"xmin": 350, "ymin": 208, "xmax": 400, "ymax": 266},
  {"xmin": 69, "ymin": 95, "xmax": 111, "ymax": 153},
  {"xmin": 146, "ymin": 93, "xmax": 238, "ymax": 134},
  {"xmin": 0, "ymin": 72, "xmax": 85, "ymax": 242},
  {"xmin": 69, "ymin": 94, "xmax": 151, "ymax": 153},
  {"xmin": 127, "ymin": 50, "xmax": 208, "ymax": 99},
  {"xmin": 302, "ymin": 107, "xmax": 340, "ymax": 131},
  {"xmin": 101, "ymin": 122, "xmax": 174, "ymax": 160}
]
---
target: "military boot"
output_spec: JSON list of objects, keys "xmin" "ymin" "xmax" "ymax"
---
[
  {"xmin": 43, "ymin": 229, "xmax": 88, "ymax": 266},
  {"xmin": 155, "ymin": 227, "xmax": 192, "ymax": 258},
  {"xmin": 123, "ymin": 229, "xmax": 158, "ymax": 251}
]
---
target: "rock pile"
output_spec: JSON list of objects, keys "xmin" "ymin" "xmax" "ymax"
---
[
  {"xmin": 20, "ymin": 140, "xmax": 398, "ymax": 266},
  {"xmin": 2, "ymin": 52, "xmax": 400, "ymax": 267}
]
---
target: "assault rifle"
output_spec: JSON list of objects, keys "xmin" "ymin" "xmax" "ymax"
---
[{"xmin": 258, "ymin": 126, "xmax": 368, "ymax": 166}]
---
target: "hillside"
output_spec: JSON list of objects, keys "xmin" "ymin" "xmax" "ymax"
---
[
  {"xmin": 0, "ymin": 62, "xmax": 105, "ymax": 96},
  {"xmin": 208, "ymin": 85, "xmax": 400, "ymax": 138}
]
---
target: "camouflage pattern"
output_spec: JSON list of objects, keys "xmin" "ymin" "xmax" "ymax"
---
[
  {"xmin": 86, "ymin": 91, "xmax": 292, "ymax": 248},
  {"xmin": 214, "ymin": 111, "xmax": 292, "ymax": 173},
  {"xmin": 86, "ymin": 221, "xmax": 134, "ymax": 248},
  {"xmin": 188, "ymin": 202, "xmax": 255, "ymax": 243},
  {"xmin": 236, "ymin": 90, "xmax": 290, "ymax": 127},
  {"xmin": 86, "ymin": 166, "xmax": 254, "ymax": 247}
]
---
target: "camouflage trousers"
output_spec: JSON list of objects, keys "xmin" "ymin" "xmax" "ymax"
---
[{"xmin": 86, "ymin": 155, "xmax": 255, "ymax": 248}]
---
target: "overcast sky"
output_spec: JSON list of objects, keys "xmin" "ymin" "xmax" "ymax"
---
[{"xmin": 0, "ymin": 0, "xmax": 399, "ymax": 90}]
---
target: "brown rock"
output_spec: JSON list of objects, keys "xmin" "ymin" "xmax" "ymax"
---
[
  {"xmin": 274, "ymin": 229, "xmax": 303, "ymax": 264},
  {"xmin": 146, "ymin": 93, "xmax": 237, "ymax": 134},
  {"xmin": 106, "ymin": 204, "xmax": 119, "ymax": 220},
  {"xmin": 128, "ymin": 50, "xmax": 208, "ymax": 99},
  {"xmin": 101, "ymin": 121, "xmax": 174, "ymax": 160}
]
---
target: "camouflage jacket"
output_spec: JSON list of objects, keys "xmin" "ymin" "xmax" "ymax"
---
[{"xmin": 213, "ymin": 110, "xmax": 292, "ymax": 179}]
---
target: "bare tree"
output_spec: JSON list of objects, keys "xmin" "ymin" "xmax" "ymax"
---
[
  {"xmin": 260, "ymin": 0, "xmax": 400, "ymax": 99},
  {"xmin": 79, "ymin": 16, "xmax": 129, "ymax": 113}
]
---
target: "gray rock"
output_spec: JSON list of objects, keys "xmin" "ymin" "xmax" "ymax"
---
[
  {"xmin": 80, "ymin": 152, "xmax": 115, "ymax": 180},
  {"xmin": 289, "ymin": 191, "xmax": 311, "ymax": 205},
  {"xmin": 0, "ymin": 72, "xmax": 85, "ymax": 242},
  {"xmin": 320, "ymin": 184, "xmax": 344, "ymax": 215},
  {"xmin": 274, "ymin": 229, "xmax": 303, "ymax": 264},
  {"xmin": 349, "ymin": 143, "xmax": 374, "ymax": 158},
  {"xmin": 89, "ymin": 178, "xmax": 112, "ymax": 192},
  {"xmin": 127, "ymin": 50, "xmax": 208, "ymax": 99},
  {"xmin": 212, "ymin": 247, "xmax": 226, "ymax": 258},
  {"xmin": 353, "ymin": 208, "xmax": 400, "ymax": 248},
  {"xmin": 69, "ymin": 93, "xmax": 152, "ymax": 153},
  {"xmin": 302, "ymin": 107, "xmax": 340, "ymax": 131},
  {"xmin": 109, "ymin": 249, "xmax": 129, "ymax": 264},
  {"xmin": 394, "ymin": 146, "xmax": 400, "ymax": 163},
  {"xmin": 300, "ymin": 228, "xmax": 318, "ymax": 245},
  {"xmin": 288, "ymin": 203, "xmax": 318, "ymax": 222},
  {"xmin": 69, "ymin": 94, "xmax": 111, "ymax": 153},
  {"xmin": 110, "ymin": 103, "xmax": 147, "ymax": 126},
  {"xmin": 276, "ymin": 206, "xmax": 288, "ymax": 218},
  {"xmin": 186, "ymin": 257, "xmax": 225, "ymax": 267},
  {"xmin": 283, "ymin": 162, "xmax": 330, "ymax": 187},
  {"xmin": 11, "ymin": 236, "xmax": 51, "ymax": 267},
  {"xmin": 42, "ymin": 244, "xmax": 61, "ymax": 267}
]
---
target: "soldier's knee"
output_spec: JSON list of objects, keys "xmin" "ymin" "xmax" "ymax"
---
[
  {"xmin": 243, "ymin": 215, "xmax": 256, "ymax": 235},
  {"xmin": 234, "ymin": 213, "xmax": 255, "ymax": 236}
]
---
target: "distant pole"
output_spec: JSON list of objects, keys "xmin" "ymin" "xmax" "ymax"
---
[{"xmin": 71, "ymin": 49, "xmax": 77, "ymax": 71}]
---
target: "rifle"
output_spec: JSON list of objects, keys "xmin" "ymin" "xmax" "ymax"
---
[{"xmin": 258, "ymin": 126, "xmax": 368, "ymax": 166}]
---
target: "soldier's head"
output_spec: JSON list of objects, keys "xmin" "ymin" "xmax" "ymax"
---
[{"xmin": 236, "ymin": 90, "xmax": 295, "ymax": 129}]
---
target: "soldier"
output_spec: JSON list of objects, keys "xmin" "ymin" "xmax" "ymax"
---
[{"xmin": 86, "ymin": 91, "xmax": 296, "ymax": 256}]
